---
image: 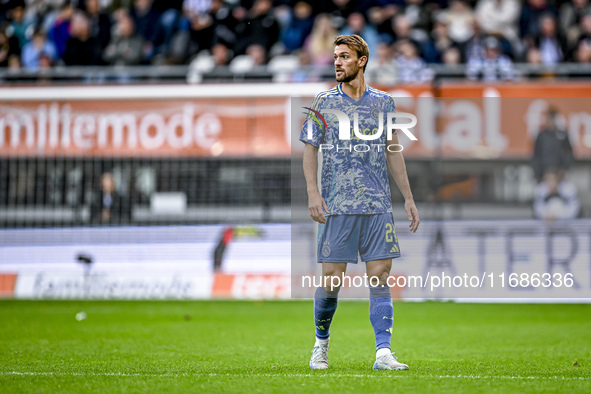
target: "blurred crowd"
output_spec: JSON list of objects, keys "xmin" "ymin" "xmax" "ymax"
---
[{"xmin": 2, "ymin": 0, "xmax": 591, "ymax": 81}]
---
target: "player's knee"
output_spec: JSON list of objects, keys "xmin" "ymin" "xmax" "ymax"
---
[
  {"xmin": 367, "ymin": 269, "xmax": 390, "ymax": 285},
  {"xmin": 322, "ymin": 273, "xmax": 344, "ymax": 292},
  {"xmin": 376, "ymin": 271, "xmax": 390, "ymax": 285},
  {"xmin": 323, "ymin": 284, "xmax": 341, "ymax": 293}
]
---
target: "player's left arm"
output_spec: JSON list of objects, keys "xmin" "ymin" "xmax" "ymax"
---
[{"xmin": 385, "ymin": 132, "xmax": 420, "ymax": 233}]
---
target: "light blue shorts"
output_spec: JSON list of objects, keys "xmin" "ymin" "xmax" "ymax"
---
[{"xmin": 317, "ymin": 213, "xmax": 401, "ymax": 264}]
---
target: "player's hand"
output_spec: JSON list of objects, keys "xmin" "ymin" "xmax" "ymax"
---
[
  {"xmin": 308, "ymin": 191, "xmax": 329, "ymax": 223},
  {"xmin": 405, "ymin": 200, "xmax": 420, "ymax": 233}
]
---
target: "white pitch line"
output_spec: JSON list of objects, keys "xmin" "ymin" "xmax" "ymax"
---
[{"xmin": 2, "ymin": 372, "xmax": 590, "ymax": 381}]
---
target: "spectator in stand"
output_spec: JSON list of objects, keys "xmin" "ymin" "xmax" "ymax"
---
[
  {"xmin": 171, "ymin": 0, "xmax": 238, "ymax": 65},
  {"xmin": 389, "ymin": 15, "xmax": 438, "ymax": 62},
  {"xmin": 442, "ymin": 45, "xmax": 461, "ymax": 64},
  {"xmin": 8, "ymin": 0, "xmax": 591, "ymax": 73},
  {"xmin": 0, "ymin": 21, "xmax": 21, "ymax": 67},
  {"xmin": 209, "ymin": 0, "xmax": 238, "ymax": 49},
  {"xmin": 280, "ymin": 1, "xmax": 313, "ymax": 52},
  {"xmin": 403, "ymin": 0, "xmax": 433, "ymax": 41},
  {"xmin": 464, "ymin": 18, "xmax": 486, "ymax": 63},
  {"xmin": 437, "ymin": 0, "xmax": 475, "ymax": 45},
  {"xmin": 533, "ymin": 169, "xmax": 580, "ymax": 220},
  {"xmin": 7, "ymin": 53, "xmax": 22, "ymax": 74},
  {"xmin": 526, "ymin": 46, "xmax": 543, "ymax": 64},
  {"xmin": 187, "ymin": 11, "xmax": 215, "ymax": 54},
  {"xmin": 48, "ymin": 3, "xmax": 74, "ymax": 59},
  {"xmin": 367, "ymin": 3, "xmax": 401, "ymax": 44},
  {"xmin": 519, "ymin": 0, "xmax": 556, "ymax": 39},
  {"xmin": 319, "ymin": 0, "xmax": 360, "ymax": 31},
  {"xmin": 365, "ymin": 40, "xmax": 397, "ymax": 84},
  {"xmin": 129, "ymin": 0, "xmax": 161, "ymax": 61},
  {"xmin": 165, "ymin": 0, "xmax": 214, "ymax": 64},
  {"xmin": 466, "ymin": 36, "xmax": 515, "ymax": 81},
  {"xmin": 245, "ymin": 42, "xmax": 266, "ymax": 65},
  {"xmin": 24, "ymin": 0, "xmax": 65, "ymax": 32},
  {"xmin": 294, "ymin": 48, "xmax": 323, "ymax": 81},
  {"xmin": 304, "ymin": 13, "xmax": 336, "ymax": 66},
  {"xmin": 339, "ymin": 12, "xmax": 379, "ymax": 58},
  {"xmin": 559, "ymin": 0, "xmax": 591, "ymax": 42},
  {"xmin": 531, "ymin": 13, "xmax": 564, "ymax": 66},
  {"xmin": 575, "ymin": 38, "xmax": 591, "ymax": 62},
  {"xmin": 476, "ymin": 0, "xmax": 520, "ymax": 41},
  {"xmin": 84, "ymin": 0, "xmax": 111, "ymax": 52},
  {"xmin": 21, "ymin": 27, "xmax": 57, "ymax": 70},
  {"xmin": 7, "ymin": 5, "xmax": 31, "ymax": 49},
  {"xmin": 129, "ymin": 0, "xmax": 159, "ymax": 37},
  {"xmin": 182, "ymin": 0, "xmax": 211, "ymax": 16},
  {"xmin": 90, "ymin": 171, "xmax": 131, "ymax": 225},
  {"xmin": 103, "ymin": 11, "xmax": 144, "ymax": 65},
  {"xmin": 475, "ymin": 0, "xmax": 521, "ymax": 54},
  {"xmin": 567, "ymin": 12, "xmax": 591, "ymax": 60},
  {"xmin": 38, "ymin": 51, "xmax": 52, "ymax": 67},
  {"xmin": 63, "ymin": 11, "xmax": 103, "ymax": 65},
  {"xmin": 211, "ymin": 41, "xmax": 230, "ymax": 66},
  {"xmin": 470, "ymin": 14, "xmax": 515, "ymax": 60},
  {"xmin": 395, "ymin": 38, "xmax": 433, "ymax": 83},
  {"xmin": 392, "ymin": 14, "xmax": 422, "ymax": 44},
  {"xmin": 233, "ymin": 0, "xmax": 279, "ymax": 56},
  {"xmin": 0, "ymin": 2, "xmax": 8, "ymax": 25},
  {"xmin": 430, "ymin": 17, "xmax": 456, "ymax": 63},
  {"xmin": 531, "ymin": 107, "xmax": 574, "ymax": 182}
]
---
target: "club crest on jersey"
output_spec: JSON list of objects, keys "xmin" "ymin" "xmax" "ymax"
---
[
  {"xmin": 322, "ymin": 242, "xmax": 331, "ymax": 257},
  {"xmin": 370, "ymin": 106, "xmax": 381, "ymax": 120}
]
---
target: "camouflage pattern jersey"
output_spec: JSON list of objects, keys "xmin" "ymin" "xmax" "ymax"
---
[{"xmin": 300, "ymin": 83, "xmax": 397, "ymax": 216}]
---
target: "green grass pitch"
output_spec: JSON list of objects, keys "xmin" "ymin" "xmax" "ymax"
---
[{"xmin": 1, "ymin": 300, "xmax": 590, "ymax": 393}]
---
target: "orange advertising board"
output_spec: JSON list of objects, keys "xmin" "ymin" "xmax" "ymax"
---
[
  {"xmin": 0, "ymin": 273, "xmax": 17, "ymax": 297},
  {"xmin": 0, "ymin": 98, "xmax": 288, "ymax": 158},
  {"xmin": 212, "ymin": 273, "xmax": 290, "ymax": 299}
]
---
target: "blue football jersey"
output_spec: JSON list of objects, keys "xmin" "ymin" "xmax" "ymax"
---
[{"xmin": 300, "ymin": 84, "xmax": 396, "ymax": 215}]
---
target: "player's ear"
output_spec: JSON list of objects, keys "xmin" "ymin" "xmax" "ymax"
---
[{"xmin": 358, "ymin": 55, "xmax": 367, "ymax": 69}]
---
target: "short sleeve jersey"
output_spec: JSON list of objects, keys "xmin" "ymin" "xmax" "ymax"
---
[{"xmin": 299, "ymin": 83, "xmax": 396, "ymax": 216}]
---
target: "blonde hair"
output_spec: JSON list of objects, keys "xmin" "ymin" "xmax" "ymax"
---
[{"xmin": 307, "ymin": 14, "xmax": 337, "ymax": 63}]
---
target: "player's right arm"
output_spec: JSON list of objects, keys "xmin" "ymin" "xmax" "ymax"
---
[
  {"xmin": 303, "ymin": 143, "xmax": 329, "ymax": 223},
  {"xmin": 301, "ymin": 93, "xmax": 330, "ymax": 224}
]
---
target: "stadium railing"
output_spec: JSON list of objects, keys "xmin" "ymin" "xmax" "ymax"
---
[{"xmin": 4, "ymin": 63, "xmax": 591, "ymax": 85}]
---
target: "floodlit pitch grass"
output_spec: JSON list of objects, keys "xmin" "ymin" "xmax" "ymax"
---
[{"xmin": 1, "ymin": 301, "xmax": 590, "ymax": 393}]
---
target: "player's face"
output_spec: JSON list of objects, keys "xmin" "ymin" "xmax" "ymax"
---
[{"xmin": 334, "ymin": 44, "xmax": 365, "ymax": 83}]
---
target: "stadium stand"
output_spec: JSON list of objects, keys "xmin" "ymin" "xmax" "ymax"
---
[{"xmin": 4, "ymin": 0, "xmax": 591, "ymax": 83}]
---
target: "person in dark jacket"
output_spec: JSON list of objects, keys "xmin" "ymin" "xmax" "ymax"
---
[
  {"xmin": 0, "ymin": 21, "xmax": 21, "ymax": 67},
  {"xmin": 532, "ymin": 107, "xmax": 574, "ymax": 182},
  {"xmin": 103, "ymin": 12, "xmax": 145, "ymax": 66},
  {"xmin": 90, "ymin": 172, "xmax": 131, "ymax": 225},
  {"xmin": 63, "ymin": 11, "xmax": 103, "ymax": 65},
  {"xmin": 84, "ymin": 0, "xmax": 112, "ymax": 52}
]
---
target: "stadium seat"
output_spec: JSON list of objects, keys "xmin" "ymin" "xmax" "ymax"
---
[
  {"xmin": 187, "ymin": 55, "xmax": 216, "ymax": 83},
  {"xmin": 267, "ymin": 55, "xmax": 300, "ymax": 82},
  {"xmin": 229, "ymin": 55, "xmax": 255, "ymax": 74}
]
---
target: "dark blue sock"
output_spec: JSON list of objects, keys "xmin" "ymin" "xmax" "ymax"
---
[
  {"xmin": 314, "ymin": 286, "xmax": 339, "ymax": 339},
  {"xmin": 369, "ymin": 285, "xmax": 393, "ymax": 351}
]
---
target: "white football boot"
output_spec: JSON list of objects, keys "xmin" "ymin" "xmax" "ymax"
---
[
  {"xmin": 309, "ymin": 338, "xmax": 329, "ymax": 369},
  {"xmin": 373, "ymin": 352, "xmax": 409, "ymax": 371}
]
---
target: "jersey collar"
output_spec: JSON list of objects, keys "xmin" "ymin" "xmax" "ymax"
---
[{"xmin": 338, "ymin": 83, "xmax": 369, "ymax": 105}]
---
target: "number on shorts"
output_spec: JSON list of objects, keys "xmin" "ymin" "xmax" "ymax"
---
[
  {"xmin": 386, "ymin": 223, "xmax": 394, "ymax": 243},
  {"xmin": 386, "ymin": 223, "xmax": 398, "ymax": 245}
]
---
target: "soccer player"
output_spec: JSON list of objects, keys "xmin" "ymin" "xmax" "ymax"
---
[{"xmin": 300, "ymin": 34, "xmax": 420, "ymax": 371}]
